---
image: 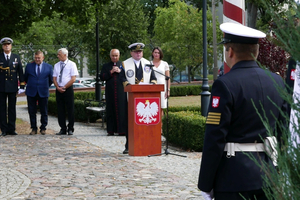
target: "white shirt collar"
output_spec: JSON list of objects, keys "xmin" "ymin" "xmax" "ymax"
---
[
  {"xmin": 133, "ymin": 58, "xmax": 141, "ymax": 68},
  {"xmin": 61, "ymin": 59, "xmax": 68, "ymax": 64},
  {"xmin": 4, "ymin": 52, "xmax": 11, "ymax": 59}
]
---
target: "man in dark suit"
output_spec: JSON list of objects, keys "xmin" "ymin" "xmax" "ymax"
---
[
  {"xmin": 0, "ymin": 37, "xmax": 25, "ymax": 136},
  {"xmin": 24, "ymin": 50, "xmax": 53, "ymax": 135},
  {"xmin": 198, "ymin": 23, "xmax": 288, "ymax": 200}
]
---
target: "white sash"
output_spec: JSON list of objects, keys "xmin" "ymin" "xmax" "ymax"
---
[{"xmin": 123, "ymin": 57, "xmax": 151, "ymax": 84}]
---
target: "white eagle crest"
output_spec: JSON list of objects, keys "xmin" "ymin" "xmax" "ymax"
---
[
  {"xmin": 212, "ymin": 98, "xmax": 219, "ymax": 107},
  {"xmin": 136, "ymin": 100, "xmax": 159, "ymax": 124}
]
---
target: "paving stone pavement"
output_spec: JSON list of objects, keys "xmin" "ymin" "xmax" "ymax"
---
[{"xmin": 0, "ymin": 104, "xmax": 204, "ymax": 199}]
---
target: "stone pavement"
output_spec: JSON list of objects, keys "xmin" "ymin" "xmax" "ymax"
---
[{"xmin": 0, "ymin": 104, "xmax": 204, "ymax": 199}]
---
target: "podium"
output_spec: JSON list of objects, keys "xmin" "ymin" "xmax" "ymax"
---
[{"xmin": 124, "ymin": 84, "xmax": 164, "ymax": 156}]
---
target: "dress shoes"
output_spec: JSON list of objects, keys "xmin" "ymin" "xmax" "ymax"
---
[
  {"xmin": 56, "ymin": 130, "xmax": 67, "ymax": 135},
  {"xmin": 10, "ymin": 132, "xmax": 18, "ymax": 135},
  {"xmin": 1, "ymin": 132, "xmax": 6, "ymax": 136},
  {"xmin": 67, "ymin": 130, "xmax": 73, "ymax": 135},
  {"xmin": 30, "ymin": 129, "xmax": 37, "ymax": 135},
  {"xmin": 40, "ymin": 130, "xmax": 46, "ymax": 135},
  {"xmin": 123, "ymin": 148, "xmax": 129, "ymax": 154},
  {"xmin": 107, "ymin": 133, "xmax": 114, "ymax": 136}
]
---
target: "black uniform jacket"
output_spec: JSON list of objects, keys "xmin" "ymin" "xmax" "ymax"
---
[
  {"xmin": 0, "ymin": 53, "xmax": 24, "ymax": 92},
  {"xmin": 198, "ymin": 60, "xmax": 288, "ymax": 192}
]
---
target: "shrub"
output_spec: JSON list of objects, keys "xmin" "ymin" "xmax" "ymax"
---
[{"xmin": 162, "ymin": 111, "xmax": 206, "ymax": 152}]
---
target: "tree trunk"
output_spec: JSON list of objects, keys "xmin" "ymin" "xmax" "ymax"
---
[{"xmin": 247, "ymin": 2, "xmax": 258, "ymax": 28}]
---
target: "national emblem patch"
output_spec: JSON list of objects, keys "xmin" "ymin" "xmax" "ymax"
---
[
  {"xmin": 212, "ymin": 96, "xmax": 220, "ymax": 108},
  {"xmin": 291, "ymin": 69, "xmax": 295, "ymax": 81},
  {"xmin": 126, "ymin": 69, "xmax": 134, "ymax": 78}
]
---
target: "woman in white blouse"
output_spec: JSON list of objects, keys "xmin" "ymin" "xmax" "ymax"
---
[{"xmin": 151, "ymin": 47, "xmax": 170, "ymax": 120}]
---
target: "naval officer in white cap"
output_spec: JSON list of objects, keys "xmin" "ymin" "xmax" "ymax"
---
[
  {"xmin": 0, "ymin": 37, "xmax": 25, "ymax": 136},
  {"xmin": 119, "ymin": 42, "xmax": 157, "ymax": 154},
  {"xmin": 198, "ymin": 23, "xmax": 288, "ymax": 200}
]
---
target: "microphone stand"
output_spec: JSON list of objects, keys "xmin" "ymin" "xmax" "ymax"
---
[{"xmin": 147, "ymin": 62, "xmax": 186, "ymax": 158}]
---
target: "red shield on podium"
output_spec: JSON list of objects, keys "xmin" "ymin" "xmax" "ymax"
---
[{"xmin": 135, "ymin": 97, "xmax": 160, "ymax": 125}]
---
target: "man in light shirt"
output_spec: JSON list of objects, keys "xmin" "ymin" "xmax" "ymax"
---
[{"xmin": 53, "ymin": 48, "xmax": 79, "ymax": 136}]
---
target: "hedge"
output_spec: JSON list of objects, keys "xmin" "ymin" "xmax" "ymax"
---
[
  {"xmin": 170, "ymin": 85, "xmax": 212, "ymax": 96},
  {"xmin": 162, "ymin": 111, "xmax": 206, "ymax": 152},
  {"xmin": 48, "ymin": 87, "xmax": 207, "ymax": 152}
]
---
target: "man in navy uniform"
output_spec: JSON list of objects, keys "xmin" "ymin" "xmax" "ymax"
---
[
  {"xmin": 198, "ymin": 23, "xmax": 287, "ymax": 200},
  {"xmin": 120, "ymin": 42, "xmax": 157, "ymax": 154},
  {"xmin": 0, "ymin": 37, "xmax": 25, "ymax": 136}
]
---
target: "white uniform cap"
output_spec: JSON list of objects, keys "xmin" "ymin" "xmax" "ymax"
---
[
  {"xmin": 0, "ymin": 37, "xmax": 13, "ymax": 45},
  {"xmin": 219, "ymin": 22, "xmax": 266, "ymax": 44},
  {"xmin": 128, "ymin": 42, "xmax": 145, "ymax": 51}
]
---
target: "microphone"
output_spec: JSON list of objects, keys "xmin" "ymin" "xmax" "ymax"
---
[
  {"xmin": 146, "ymin": 61, "xmax": 155, "ymax": 68},
  {"xmin": 145, "ymin": 64, "xmax": 155, "ymax": 68}
]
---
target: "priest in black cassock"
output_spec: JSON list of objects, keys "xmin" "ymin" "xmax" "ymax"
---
[{"xmin": 100, "ymin": 49, "xmax": 128, "ymax": 138}]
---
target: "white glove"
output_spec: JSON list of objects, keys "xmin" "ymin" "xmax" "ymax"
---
[
  {"xmin": 201, "ymin": 190, "xmax": 214, "ymax": 200},
  {"xmin": 18, "ymin": 89, "xmax": 25, "ymax": 94}
]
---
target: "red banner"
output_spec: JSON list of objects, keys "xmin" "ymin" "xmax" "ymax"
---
[{"xmin": 135, "ymin": 97, "xmax": 160, "ymax": 125}]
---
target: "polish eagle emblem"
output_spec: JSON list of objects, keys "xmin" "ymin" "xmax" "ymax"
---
[
  {"xmin": 212, "ymin": 96, "xmax": 220, "ymax": 108},
  {"xmin": 136, "ymin": 100, "xmax": 159, "ymax": 124}
]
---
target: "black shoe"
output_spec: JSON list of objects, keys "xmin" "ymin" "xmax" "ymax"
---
[
  {"xmin": 1, "ymin": 132, "xmax": 6, "ymax": 136},
  {"xmin": 56, "ymin": 130, "xmax": 66, "ymax": 135},
  {"xmin": 123, "ymin": 148, "xmax": 128, "ymax": 154},
  {"xmin": 67, "ymin": 130, "xmax": 73, "ymax": 135},
  {"xmin": 10, "ymin": 132, "xmax": 18, "ymax": 135},
  {"xmin": 30, "ymin": 129, "xmax": 37, "ymax": 135},
  {"xmin": 107, "ymin": 133, "xmax": 114, "ymax": 136}
]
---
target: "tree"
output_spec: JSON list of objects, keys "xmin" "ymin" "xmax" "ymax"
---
[
  {"xmin": 153, "ymin": 0, "xmax": 222, "ymax": 81},
  {"xmin": 140, "ymin": 0, "xmax": 169, "ymax": 36},
  {"xmin": 86, "ymin": 0, "xmax": 150, "ymax": 75},
  {"xmin": 0, "ymin": 0, "xmax": 45, "ymax": 38},
  {"xmin": 257, "ymin": 36, "xmax": 290, "ymax": 77},
  {"xmin": 0, "ymin": 0, "xmax": 110, "ymax": 39},
  {"xmin": 14, "ymin": 12, "xmax": 89, "ymax": 72},
  {"xmin": 246, "ymin": 0, "xmax": 291, "ymax": 28}
]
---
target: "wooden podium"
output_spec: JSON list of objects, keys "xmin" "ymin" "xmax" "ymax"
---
[{"xmin": 124, "ymin": 84, "xmax": 164, "ymax": 156}]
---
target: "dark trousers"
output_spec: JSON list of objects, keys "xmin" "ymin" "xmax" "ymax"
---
[
  {"xmin": 215, "ymin": 189, "xmax": 269, "ymax": 200},
  {"xmin": 56, "ymin": 86, "xmax": 74, "ymax": 132},
  {"xmin": 0, "ymin": 92, "xmax": 16, "ymax": 133},
  {"xmin": 27, "ymin": 94, "xmax": 48, "ymax": 130}
]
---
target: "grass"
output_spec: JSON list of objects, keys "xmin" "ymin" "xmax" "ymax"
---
[{"xmin": 168, "ymin": 95, "xmax": 201, "ymax": 107}]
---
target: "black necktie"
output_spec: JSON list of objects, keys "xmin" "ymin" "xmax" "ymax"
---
[
  {"xmin": 6, "ymin": 55, "xmax": 9, "ymax": 63},
  {"xmin": 37, "ymin": 64, "xmax": 40, "ymax": 76}
]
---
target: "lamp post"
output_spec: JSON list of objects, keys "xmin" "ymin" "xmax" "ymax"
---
[
  {"xmin": 95, "ymin": 8, "xmax": 101, "ymax": 101},
  {"xmin": 201, "ymin": 0, "xmax": 211, "ymax": 117}
]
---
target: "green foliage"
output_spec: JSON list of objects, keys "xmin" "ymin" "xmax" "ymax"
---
[
  {"xmin": 168, "ymin": 106, "xmax": 201, "ymax": 113},
  {"xmin": 153, "ymin": 0, "xmax": 223, "ymax": 72},
  {"xmin": 0, "ymin": 0, "xmax": 45, "ymax": 38},
  {"xmin": 14, "ymin": 12, "xmax": 87, "ymax": 67},
  {"xmin": 162, "ymin": 111, "xmax": 206, "ymax": 151},
  {"xmin": 87, "ymin": 0, "xmax": 150, "ymax": 75},
  {"xmin": 170, "ymin": 85, "xmax": 212, "ymax": 96},
  {"xmin": 48, "ymin": 94, "xmax": 104, "ymax": 122},
  {"xmin": 247, "ymin": 2, "xmax": 300, "ymax": 198},
  {"xmin": 140, "ymin": 0, "xmax": 169, "ymax": 36}
]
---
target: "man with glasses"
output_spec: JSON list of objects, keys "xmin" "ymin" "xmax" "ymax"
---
[{"xmin": 120, "ymin": 42, "xmax": 157, "ymax": 154}]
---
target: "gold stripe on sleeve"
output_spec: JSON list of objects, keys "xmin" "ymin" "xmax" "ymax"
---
[{"xmin": 206, "ymin": 112, "xmax": 221, "ymax": 125}]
